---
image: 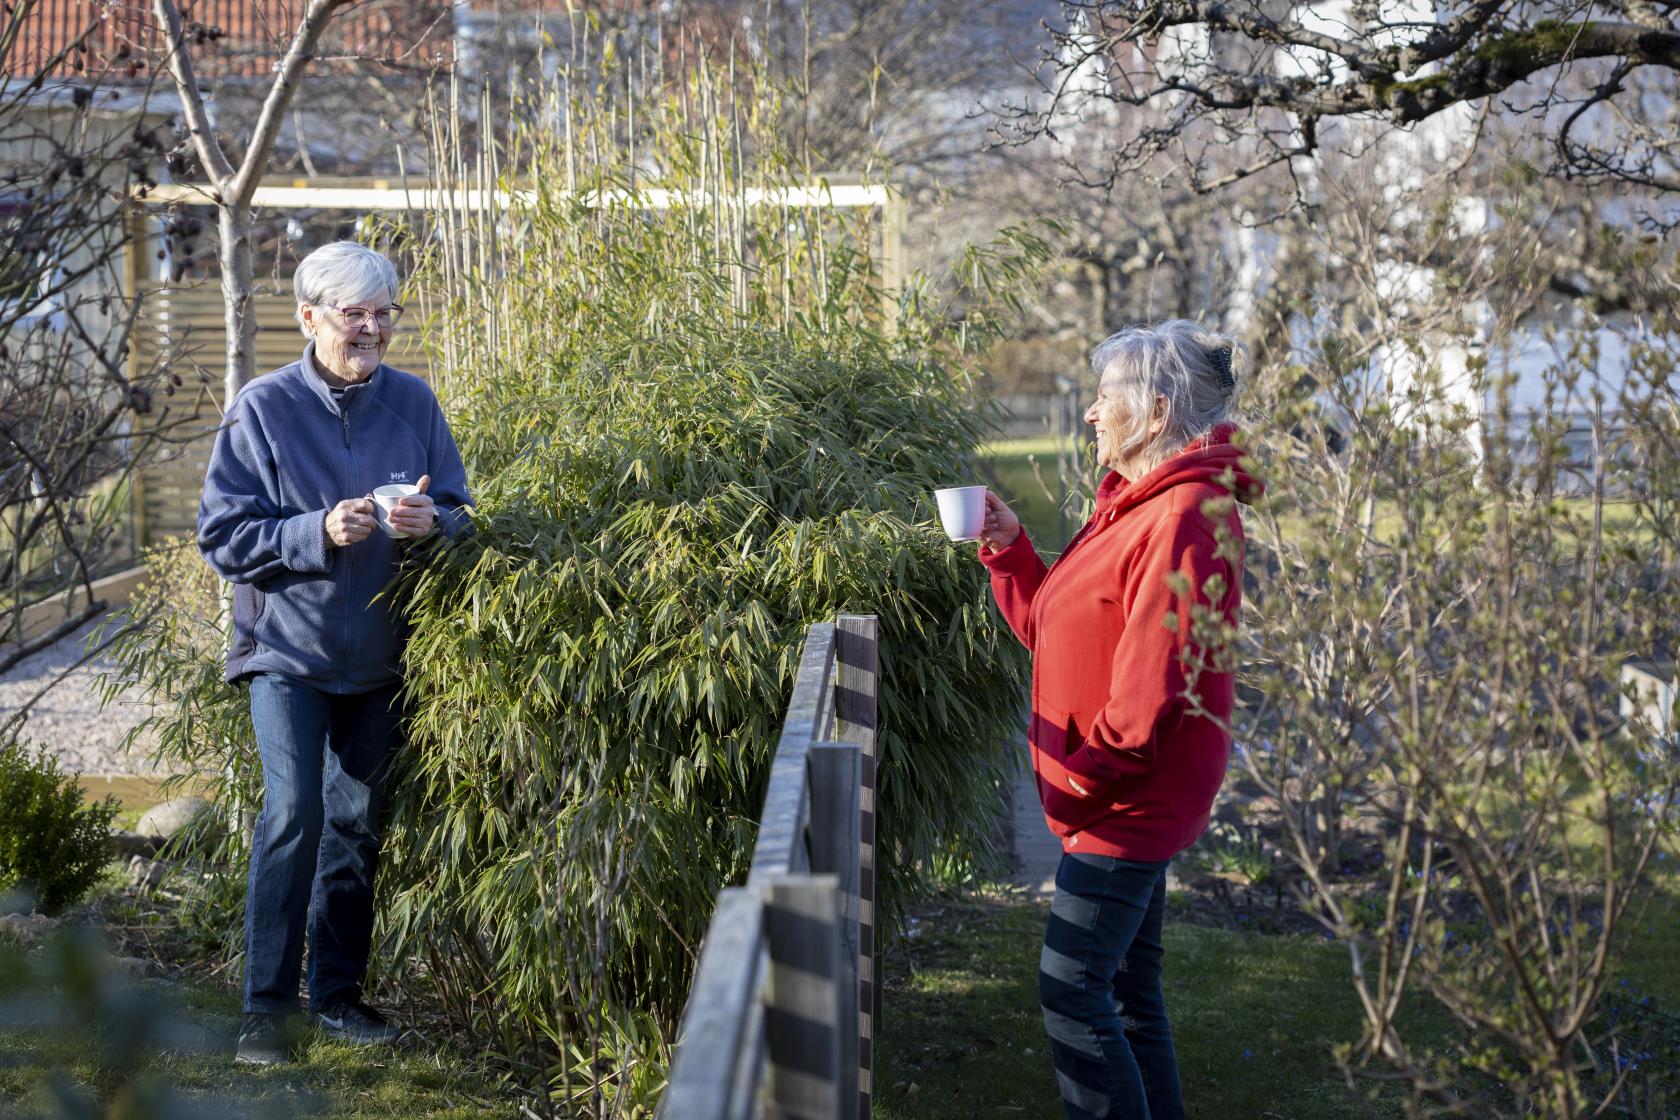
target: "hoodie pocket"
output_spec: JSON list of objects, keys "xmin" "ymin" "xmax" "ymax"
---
[{"xmin": 1029, "ymin": 704, "xmax": 1112, "ymax": 837}]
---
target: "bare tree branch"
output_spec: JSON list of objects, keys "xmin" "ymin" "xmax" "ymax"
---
[
  {"xmin": 149, "ymin": 0, "xmax": 355, "ymax": 397},
  {"xmin": 1005, "ymin": 1, "xmax": 1680, "ymax": 210},
  {"xmin": 150, "ymin": 0, "xmax": 235, "ymax": 185},
  {"xmin": 226, "ymin": 0, "xmax": 356, "ymax": 208}
]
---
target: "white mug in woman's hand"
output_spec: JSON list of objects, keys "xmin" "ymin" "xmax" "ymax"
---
[
  {"xmin": 370, "ymin": 484, "xmax": 421, "ymax": 537},
  {"xmin": 934, "ymin": 485, "xmax": 989, "ymax": 542}
]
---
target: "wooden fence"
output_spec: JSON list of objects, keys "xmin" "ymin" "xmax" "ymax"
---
[{"xmin": 659, "ymin": 614, "xmax": 879, "ymax": 1120}]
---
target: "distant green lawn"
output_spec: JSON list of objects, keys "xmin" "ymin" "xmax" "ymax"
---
[
  {"xmin": 981, "ymin": 437, "xmax": 1092, "ymax": 554},
  {"xmin": 979, "ymin": 436, "xmax": 1655, "ymax": 556},
  {"xmin": 76, "ymin": 774, "xmax": 209, "ymax": 832}
]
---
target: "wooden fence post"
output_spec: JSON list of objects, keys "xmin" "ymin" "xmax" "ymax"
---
[
  {"xmin": 807, "ymin": 744, "xmax": 861, "ymax": 1119},
  {"xmin": 123, "ymin": 204, "xmax": 150, "ymax": 553},
  {"xmin": 750, "ymin": 625, "xmax": 837, "ymax": 883},
  {"xmin": 660, "ymin": 888, "xmax": 768, "ymax": 1120},
  {"xmin": 660, "ymin": 615, "xmax": 879, "ymax": 1120},
  {"xmin": 833, "ymin": 614, "xmax": 878, "ymax": 1119},
  {"xmin": 764, "ymin": 875, "xmax": 842, "ymax": 1120}
]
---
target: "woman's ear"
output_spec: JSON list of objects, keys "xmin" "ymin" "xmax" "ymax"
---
[
  {"xmin": 1149, "ymin": 393, "xmax": 1169, "ymax": 436},
  {"xmin": 298, "ymin": 304, "xmax": 318, "ymax": 334}
]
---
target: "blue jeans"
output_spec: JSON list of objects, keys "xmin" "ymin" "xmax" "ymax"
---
[
  {"xmin": 1040, "ymin": 853, "xmax": 1184, "ymax": 1120},
  {"xmin": 243, "ymin": 673, "xmax": 403, "ymax": 1015}
]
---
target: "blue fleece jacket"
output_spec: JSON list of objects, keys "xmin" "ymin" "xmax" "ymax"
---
[{"xmin": 197, "ymin": 344, "xmax": 472, "ymax": 693}]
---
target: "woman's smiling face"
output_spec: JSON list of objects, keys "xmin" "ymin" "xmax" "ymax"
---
[
  {"xmin": 1084, "ymin": 373, "xmax": 1131, "ymax": 470},
  {"xmin": 1083, "ymin": 369, "xmax": 1166, "ymax": 475},
  {"xmin": 301, "ymin": 290, "xmax": 394, "ymax": 383}
]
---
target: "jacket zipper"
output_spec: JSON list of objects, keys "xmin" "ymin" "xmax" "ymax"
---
[{"xmin": 340, "ymin": 399, "xmax": 354, "ymax": 690}]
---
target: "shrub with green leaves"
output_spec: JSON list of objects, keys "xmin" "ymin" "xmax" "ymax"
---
[
  {"xmin": 105, "ymin": 48, "xmax": 1047, "ymax": 1108},
  {"xmin": 0, "ymin": 740, "xmax": 116, "ymax": 915},
  {"xmin": 379, "ymin": 57, "xmax": 1045, "ymax": 1103}
]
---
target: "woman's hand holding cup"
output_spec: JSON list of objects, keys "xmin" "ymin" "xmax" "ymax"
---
[
  {"xmin": 979, "ymin": 491, "xmax": 1021, "ymax": 551},
  {"xmin": 325, "ymin": 497, "xmax": 376, "ymax": 547},
  {"xmin": 383, "ymin": 474, "xmax": 436, "ymax": 538}
]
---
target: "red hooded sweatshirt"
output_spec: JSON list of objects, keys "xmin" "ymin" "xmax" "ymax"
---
[{"xmin": 980, "ymin": 425, "xmax": 1261, "ymax": 861}]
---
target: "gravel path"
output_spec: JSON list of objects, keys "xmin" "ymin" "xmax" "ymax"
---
[
  {"xmin": 1011, "ymin": 745, "xmax": 1062, "ymax": 897},
  {"xmin": 0, "ymin": 615, "xmax": 167, "ymax": 777}
]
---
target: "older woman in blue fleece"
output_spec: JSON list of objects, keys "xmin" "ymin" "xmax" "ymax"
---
[{"xmin": 197, "ymin": 241, "xmax": 470, "ymax": 1066}]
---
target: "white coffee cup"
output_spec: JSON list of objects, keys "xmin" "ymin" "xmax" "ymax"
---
[
  {"xmin": 934, "ymin": 485, "xmax": 988, "ymax": 542},
  {"xmin": 371, "ymin": 483, "xmax": 422, "ymax": 537}
]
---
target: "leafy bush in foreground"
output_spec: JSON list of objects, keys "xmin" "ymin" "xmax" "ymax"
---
[
  {"xmin": 0, "ymin": 739, "xmax": 116, "ymax": 915},
  {"xmin": 386, "ymin": 324, "xmax": 1028, "ymax": 1021}
]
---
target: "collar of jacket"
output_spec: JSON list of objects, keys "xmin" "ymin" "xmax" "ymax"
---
[
  {"xmin": 1092, "ymin": 422, "xmax": 1259, "ymax": 522},
  {"xmin": 299, "ymin": 341, "xmax": 386, "ymax": 417}
]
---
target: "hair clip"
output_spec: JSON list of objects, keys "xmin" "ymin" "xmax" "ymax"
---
[{"xmin": 1209, "ymin": 346, "xmax": 1235, "ymax": 390}]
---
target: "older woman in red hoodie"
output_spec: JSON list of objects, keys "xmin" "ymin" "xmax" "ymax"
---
[{"xmin": 979, "ymin": 319, "xmax": 1260, "ymax": 1120}]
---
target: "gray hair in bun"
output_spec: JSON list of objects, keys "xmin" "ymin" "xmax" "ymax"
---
[{"xmin": 1088, "ymin": 319, "xmax": 1241, "ymax": 473}]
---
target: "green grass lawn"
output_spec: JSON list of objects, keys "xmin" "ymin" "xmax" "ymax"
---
[
  {"xmin": 0, "ymin": 933, "xmax": 518, "ymax": 1120},
  {"xmin": 981, "ymin": 437, "xmax": 1092, "ymax": 554},
  {"xmin": 4, "ymin": 869, "xmax": 1672, "ymax": 1118},
  {"xmin": 875, "ymin": 879, "xmax": 1680, "ymax": 1120},
  {"xmin": 1615, "ymin": 860, "xmax": 1680, "ymax": 1007},
  {"xmin": 980, "ymin": 436, "xmax": 1658, "ymax": 556},
  {"xmin": 875, "ymin": 891, "xmax": 1400, "ymax": 1119},
  {"xmin": 76, "ymin": 773, "xmax": 207, "ymax": 832}
]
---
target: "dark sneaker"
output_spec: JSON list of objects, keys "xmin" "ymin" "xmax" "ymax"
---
[
  {"xmin": 313, "ymin": 1001, "xmax": 402, "ymax": 1045},
  {"xmin": 234, "ymin": 1012, "xmax": 293, "ymax": 1065}
]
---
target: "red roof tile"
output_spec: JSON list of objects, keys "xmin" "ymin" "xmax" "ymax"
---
[{"xmin": 3, "ymin": 1, "xmax": 454, "ymax": 80}]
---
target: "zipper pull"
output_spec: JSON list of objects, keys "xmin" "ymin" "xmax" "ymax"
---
[{"xmin": 341, "ymin": 411, "xmax": 350, "ymax": 448}]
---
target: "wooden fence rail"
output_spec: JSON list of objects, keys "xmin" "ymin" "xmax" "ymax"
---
[{"xmin": 659, "ymin": 614, "xmax": 878, "ymax": 1120}]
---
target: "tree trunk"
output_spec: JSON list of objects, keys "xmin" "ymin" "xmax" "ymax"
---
[{"xmin": 218, "ymin": 205, "xmax": 257, "ymax": 404}]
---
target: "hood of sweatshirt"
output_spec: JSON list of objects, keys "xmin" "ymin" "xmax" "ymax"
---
[{"xmin": 1094, "ymin": 423, "xmax": 1263, "ymax": 520}]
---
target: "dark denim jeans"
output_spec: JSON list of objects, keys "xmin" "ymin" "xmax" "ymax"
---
[
  {"xmin": 1040, "ymin": 853, "xmax": 1184, "ymax": 1120},
  {"xmin": 243, "ymin": 672, "xmax": 402, "ymax": 1015}
]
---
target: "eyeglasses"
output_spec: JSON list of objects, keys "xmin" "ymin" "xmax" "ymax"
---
[{"xmin": 325, "ymin": 303, "xmax": 404, "ymax": 329}]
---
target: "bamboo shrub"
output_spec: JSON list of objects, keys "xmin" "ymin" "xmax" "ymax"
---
[
  {"xmin": 92, "ymin": 40, "xmax": 1045, "ymax": 1114},
  {"xmin": 382, "ymin": 49, "xmax": 1048, "ymax": 1107}
]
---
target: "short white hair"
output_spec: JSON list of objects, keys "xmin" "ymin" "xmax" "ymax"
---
[
  {"xmin": 294, "ymin": 241, "xmax": 400, "ymax": 336},
  {"xmin": 1090, "ymin": 319, "xmax": 1240, "ymax": 472}
]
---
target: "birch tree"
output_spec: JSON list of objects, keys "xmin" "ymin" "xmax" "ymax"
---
[{"xmin": 149, "ymin": 0, "xmax": 355, "ymax": 404}]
